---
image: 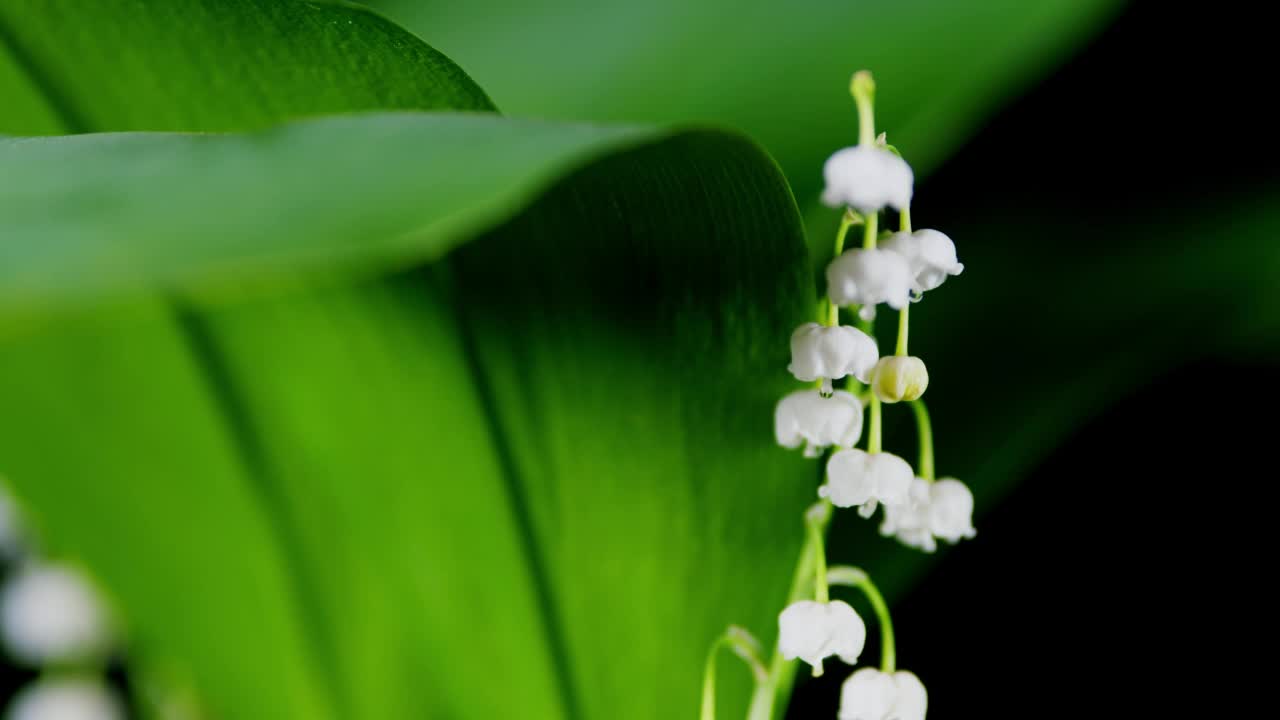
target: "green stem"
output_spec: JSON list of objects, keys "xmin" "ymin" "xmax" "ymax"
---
[
  {"xmin": 703, "ymin": 627, "xmax": 769, "ymax": 720},
  {"xmin": 910, "ymin": 400, "xmax": 934, "ymax": 481},
  {"xmin": 701, "ymin": 638, "xmax": 723, "ymax": 720},
  {"xmin": 851, "ymin": 71, "xmax": 876, "ymax": 147},
  {"xmin": 835, "ymin": 210, "xmax": 855, "ymax": 257},
  {"xmin": 855, "ymin": 313, "xmax": 873, "ymax": 338},
  {"xmin": 854, "ymin": 209, "xmax": 878, "ymax": 337},
  {"xmin": 806, "ymin": 505, "xmax": 830, "ymax": 604},
  {"xmin": 828, "ymin": 211, "xmax": 856, "ymax": 326},
  {"xmin": 895, "ymin": 304, "xmax": 909, "ymax": 356},
  {"xmin": 894, "ymin": 204, "xmax": 911, "ymax": 355},
  {"xmin": 804, "ymin": 503, "xmax": 831, "ymax": 679},
  {"xmin": 827, "ymin": 566, "xmax": 896, "ymax": 673},
  {"xmin": 868, "ymin": 396, "xmax": 882, "ymax": 454},
  {"xmin": 746, "ymin": 504, "xmax": 830, "ymax": 720}
]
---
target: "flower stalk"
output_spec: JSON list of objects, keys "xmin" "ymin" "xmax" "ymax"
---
[
  {"xmin": 910, "ymin": 400, "xmax": 935, "ymax": 482},
  {"xmin": 828, "ymin": 566, "xmax": 896, "ymax": 673},
  {"xmin": 751, "ymin": 68, "xmax": 977, "ymax": 719}
]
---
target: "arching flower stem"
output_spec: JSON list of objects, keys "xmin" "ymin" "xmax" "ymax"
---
[
  {"xmin": 806, "ymin": 503, "xmax": 832, "ymax": 605},
  {"xmin": 827, "ymin": 566, "xmax": 896, "ymax": 673},
  {"xmin": 909, "ymin": 399, "xmax": 935, "ymax": 482},
  {"xmin": 700, "ymin": 627, "xmax": 768, "ymax": 720},
  {"xmin": 827, "ymin": 209, "xmax": 860, "ymax": 326},
  {"xmin": 745, "ymin": 503, "xmax": 828, "ymax": 720}
]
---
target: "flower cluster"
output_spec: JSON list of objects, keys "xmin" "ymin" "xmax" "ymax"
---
[
  {"xmin": 776, "ymin": 70, "xmax": 976, "ymax": 558},
  {"xmin": 0, "ymin": 481, "xmax": 122, "ymax": 720},
  {"xmin": 700, "ymin": 71, "xmax": 979, "ymax": 720}
]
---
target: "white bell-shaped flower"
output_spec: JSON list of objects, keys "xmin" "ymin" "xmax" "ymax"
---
[
  {"xmin": 880, "ymin": 478, "xmax": 937, "ymax": 552},
  {"xmin": 775, "ymin": 390, "xmax": 864, "ymax": 458},
  {"xmin": 777, "ymin": 599, "xmax": 866, "ymax": 672},
  {"xmin": 837, "ymin": 667, "xmax": 896, "ymax": 720},
  {"xmin": 838, "ymin": 668, "xmax": 928, "ymax": 720},
  {"xmin": 929, "ymin": 478, "xmax": 977, "ymax": 543},
  {"xmin": 6, "ymin": 679, "xmax": 124, "ymax": 720},
  {"xmin": 821, "ymin": 146, "xmax": 914, "ymax": 213},
  {"xmin": 827, "ymin": 249, "xmax": 914, "ymax": 311},
  {"xmin": 788, "ymin": 322, "xmax": 879, "ymax": 391},
  {"xmin": 881, "ymin": 477, "xmax": 977, "ymax": 552},
  {"xmin": 1, "ymin": 564, "xmax": 111, "ymax": 666},
  {"xmin": 880, "ymin": 229, "xmax": 964, "ymax": 293},
  {"xmin": 820, "ymin": 449, "xmax": 914, "ymax": 518}
]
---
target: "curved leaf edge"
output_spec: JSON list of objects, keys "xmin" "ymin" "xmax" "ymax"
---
[{"xmin": 0, "ymin": 111, "xmax": 801, "ymax": 332}]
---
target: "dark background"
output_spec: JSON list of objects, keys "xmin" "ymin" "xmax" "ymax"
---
[{"xmin": 789, "ymin": 1, "xmax": 1275, "ymax": 716}]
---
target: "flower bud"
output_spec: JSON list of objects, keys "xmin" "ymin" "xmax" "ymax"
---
[
  {"xmin": 850, "ymin": 70, "xmax": 876, "ymax": 100},
  {"xmin": 870, "ymin": 356, "xmax": 929, "ymax": 403}
]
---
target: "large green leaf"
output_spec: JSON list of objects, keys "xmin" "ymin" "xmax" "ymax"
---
[
  {"xmin": 0, "ymin": 299, "xmax": 337, "ymax": 719},
  {"xmin": 365, "ymin": 0, "xmax": 1120, "ymax": 195},
  {"xmin": 1, "ymin": 3, "xmax": 505, "ymax": 715},
  {"xmin": 0, "ymin": 113, "xmax": 816, "ymax": 720}
]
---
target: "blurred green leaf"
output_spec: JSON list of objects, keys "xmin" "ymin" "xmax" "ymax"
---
[
  {"xmin": 0, "ymin": 300, "xmax": 339, "ymax": 719},
  {"xmin": 0, "ymin": 114, "xmax": 656, "ymax": 319},
  {"xmin": 0, "ymin": 111, "xmax": 817, "ymax": 720},
  {"xmin": 0, "ymin": 0, "xmax": 493, "ymax": 135},
  {"xmin": 363, "ymin": 0, "xmax": 1120, "ymax": 196}
]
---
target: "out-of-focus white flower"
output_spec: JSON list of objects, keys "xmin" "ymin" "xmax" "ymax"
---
[
  {"xmin": 788, "ymin": 322, "xmax": 879, "ymax": 391},
  {"xmin": 827, "ymin": 249, "xmax": 914, "ymax": 312},
  {"xmin": 870, "ymin": 356, "xmax": 929, "ymax": 403},
  {"xmin": 2, "ymin": 564, "xmax": 111, "ymax": 666},
  {"xmin": 6, "ymin": 678, "xmax": 124, "ymax": 720},
  {"xmin": 820, "ymin": 449, "xmax": 913, "ymax": 518},
  {"xmin": 838, "ymin": 667, "xmax": 928, "ymax": 720},
  {"xmin": 929, "ymin": 478, "xmax": 977, "ymax": 543},
  {"xmin": 821, "ymin": 146, "xmax": 914, "ymax": 213},
  {"xmin": 778, "ymin": 599, "xmax": 866, "ymax": 673},
  {"xmin": 880, "ymin": 477, "xmax": 976, "ymax": 552},
  {"xmin": 775, "ymin": 390, "xmax": 864, "ymax": 458},
  {"xmin": 881, "ymin": 478, "xmax": 936, "ymax": 552},
  {"xmin": 881, "ymin": 229, "xmax": 964, "ymax": 293}
]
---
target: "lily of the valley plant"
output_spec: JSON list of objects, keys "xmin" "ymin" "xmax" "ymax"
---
[{"xmin": 701, "ymin": 71, "xmax": 976, "ymax": 720}]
